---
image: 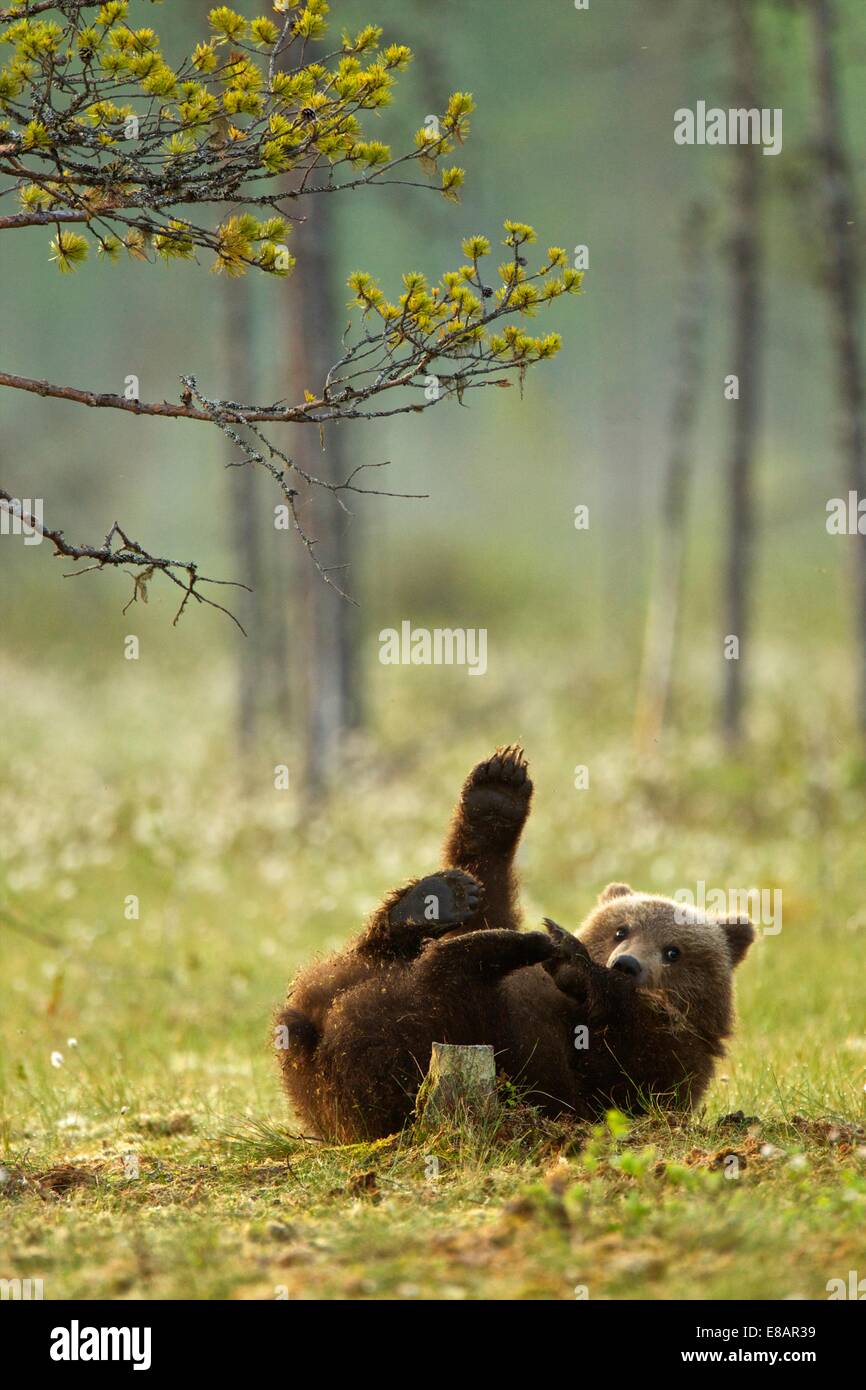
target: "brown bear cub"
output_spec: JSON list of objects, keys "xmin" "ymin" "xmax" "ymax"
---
[
  {"xmin": 276, "ymin": 747, "xmax": 754, "ymax": 1141},
  {"xmin": 504, "ymin": 885, "xmax": 754, "ymax": 1123}
]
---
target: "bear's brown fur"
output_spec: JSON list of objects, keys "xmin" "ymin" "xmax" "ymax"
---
[{"xmin": 276, "ymin": 747, "xmax": 754, "ymax": 1141}]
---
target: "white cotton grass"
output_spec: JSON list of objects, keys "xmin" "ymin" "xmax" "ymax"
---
[{"xmin": 57, "ymin": 1113, "xmax": 85, "ymax": 1131}]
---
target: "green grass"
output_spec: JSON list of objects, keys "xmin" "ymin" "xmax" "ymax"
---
[{"xmin": 1, "ymin": 626, "xmax": 865, "ymax": 1300}]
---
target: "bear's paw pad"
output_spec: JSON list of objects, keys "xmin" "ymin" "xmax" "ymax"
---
[{"xmin": 389, "ymin": 870, "xmax": 483, "ymax": 931}]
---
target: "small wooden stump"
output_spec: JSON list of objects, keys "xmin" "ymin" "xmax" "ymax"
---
[{"xmin": 417, "ymin": 1043, "xmax": 497, "ymax": 1127}]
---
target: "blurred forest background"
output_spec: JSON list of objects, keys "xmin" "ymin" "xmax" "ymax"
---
[{"xmin": 4, "ymin": 0, "xmax": 866, "ymax": 779}]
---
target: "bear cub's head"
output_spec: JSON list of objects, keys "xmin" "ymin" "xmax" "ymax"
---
[{"xmin": 578, "ymin": 882, "xmax": 755, "ymax": 1034}]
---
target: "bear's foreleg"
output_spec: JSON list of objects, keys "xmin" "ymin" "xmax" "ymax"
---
[
  {"xmin": 417, "ymin": 927, "xmax": 554, "ymax": 986},
  {"xmin": 541, "ymin": 917, "xmax": 637, "ymax": 1028}
]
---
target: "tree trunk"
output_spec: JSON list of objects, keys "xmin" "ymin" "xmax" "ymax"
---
[
  {"xmin": 634, "ymin": 203, "xmax": 708, "ymax": 756},
  {"xmin": 722, "ymin": 0, "xmax": 764, "ymax": 747},
  {"xmin": 808, "ymin": 0, "xmax": 866, "ymax": 736},
  {"xmin": 417, "ymin": 1043, "xmax": 497, "ymax": 1127},
  {"xmin": 286, "ymin": 200, "xmax": 360, "ymax": 797},
  {"xmin": 222, "ymin": 276, "xmax": 261, "ymax": 757}
]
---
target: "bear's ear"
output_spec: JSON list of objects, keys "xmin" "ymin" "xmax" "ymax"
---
[
  {"xmin": 720, "ymin": 916, "xmax": 755, "ymax": 966},
  {"xmin": 600, "ymin": 883, "xmax": 633, "ymax": 903}
]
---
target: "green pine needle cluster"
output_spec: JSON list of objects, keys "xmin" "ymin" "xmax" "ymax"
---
[
  {"xmin": 348, "ymin": 227, "xmax": 582, "ymax": 370},
  {"xmin": 0, "ymin": 2, "xmax": 471, "ymax": 277},
  {"xmin": 0, "ymin": 1, "xmax": 582, "ymax": 400}
]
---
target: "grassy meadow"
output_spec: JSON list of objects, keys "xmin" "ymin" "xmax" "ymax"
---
[{"xmin": 1, "ymin": 562, "xmax": 865, "ymax": 1301}]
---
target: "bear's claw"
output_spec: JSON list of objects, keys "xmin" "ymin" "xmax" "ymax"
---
[
  {"xmin": 541, "ymin": 917, "xmax": 594, "ymax": 980},
  {"xmin": 468, "ymin": 743, "xmax": 531, "ymax": 795},
  {"xmin": 542, "ymin": 917, "xmax": 593, "ymax": 962}
]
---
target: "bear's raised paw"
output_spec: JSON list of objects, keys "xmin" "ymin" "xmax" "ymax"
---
[{"xmin": 461, "ymin": 743, "xmax": 533, "ymax": 830}]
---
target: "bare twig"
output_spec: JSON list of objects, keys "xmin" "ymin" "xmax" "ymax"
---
[{"xmin": 0, "ymin": 489, "xmax": 249, "ymax": 630}]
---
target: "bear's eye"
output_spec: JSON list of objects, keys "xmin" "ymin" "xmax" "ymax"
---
[
  {"xmin": 663, "ymin": 946, "xmax": 680, "ymax": 963},
  {"xmin": 614, "ymin": 926, "xmax": 629, "ymax": 941}
]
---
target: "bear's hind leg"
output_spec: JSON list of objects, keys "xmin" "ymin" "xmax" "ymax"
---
[
  {"xmin": 442, "ymin": 745, "xmax": 532, "ymax": 930},
  {"xmin": 357, "ymin": 870, "xmax": 483, "ymax": 962}
]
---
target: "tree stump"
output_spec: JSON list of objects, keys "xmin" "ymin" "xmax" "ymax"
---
[{"xmin": 417, "ymin": 1043, "xmax": 497, "ymax": 1127}]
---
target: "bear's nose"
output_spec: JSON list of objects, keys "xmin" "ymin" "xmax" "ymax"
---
[{"xmin": 611, "ymin": 954, "xmax": 642, "ymax": 979}]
